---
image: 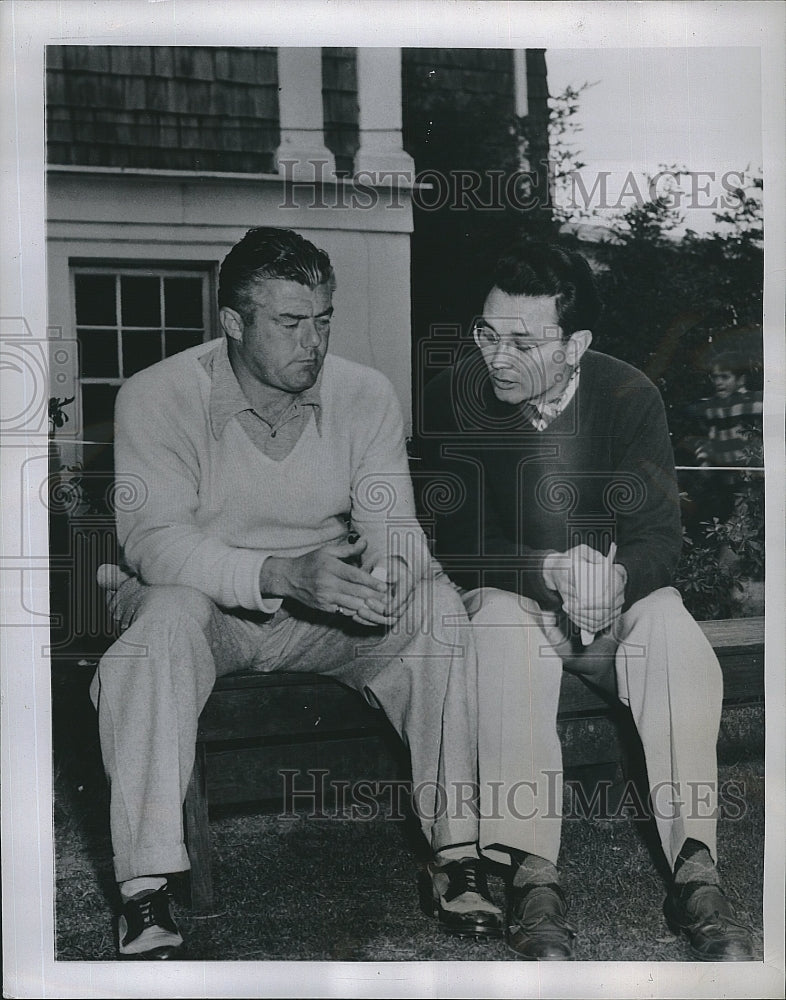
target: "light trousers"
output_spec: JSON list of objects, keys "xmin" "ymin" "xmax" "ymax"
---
[
  {"xmin": 90, "ymin": 575, "xmax": 480, "ymax": 882},
  {"xmin": 464, "ymin": 586, "xmax": 723, "ymax": 871}
]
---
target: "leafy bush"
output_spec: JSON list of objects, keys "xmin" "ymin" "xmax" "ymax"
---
[{"xmin": 675, "ymin": 473, "xmax": 765, "ymax": 620}]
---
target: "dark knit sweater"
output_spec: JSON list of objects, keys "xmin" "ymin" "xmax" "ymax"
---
[{"xmin": 416, "ymin": 348, "xmax": 683, "ymax": 612}]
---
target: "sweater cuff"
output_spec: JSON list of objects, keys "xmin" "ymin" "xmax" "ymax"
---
[
  {"xmin": 530, "ymin": 549, "xmax": 563, "ymax": 610},
  {"xmin": 238, "ymin": 551, "xmax": 283, "ymax": 614}
]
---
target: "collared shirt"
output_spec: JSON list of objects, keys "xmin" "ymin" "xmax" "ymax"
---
[
  {"xmin": 525, "ymin": 365, "xmax": 581, "ymax": 432},
  {"xmin": 200, "ymin": 338, "xmax": 323, "ymax": 461}
]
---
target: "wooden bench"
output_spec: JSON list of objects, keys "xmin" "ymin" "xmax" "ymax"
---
[{"xmin": 183, "ymin": 615, "xmax": 765, "ymax": 914}]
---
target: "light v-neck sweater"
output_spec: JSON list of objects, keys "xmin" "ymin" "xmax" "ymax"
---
[{"xmin": 113, "ymin": 340, "xmax": 425, "ymax": 612}]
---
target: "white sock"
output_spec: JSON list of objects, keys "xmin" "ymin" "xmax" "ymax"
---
[
  {"xmin": 434, "ymin": 845, "xmax": 478, "ymax": 866},
  {"xmin": 120, "ymin": 875, "xmax": 167, "ymax": 902}
]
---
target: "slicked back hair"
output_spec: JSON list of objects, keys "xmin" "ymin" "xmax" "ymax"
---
[
  {"xmin": 488, "ymin": 241, "xmax": 602, "ymax": 338},
  {"xmin": 218, "ymin": 227, "xmax": 335, "ymax": 324}
]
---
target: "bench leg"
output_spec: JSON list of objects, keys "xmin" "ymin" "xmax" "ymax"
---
[{"xmin": 184, "ymin": 743, "xmax": 215, "ymax": 915}]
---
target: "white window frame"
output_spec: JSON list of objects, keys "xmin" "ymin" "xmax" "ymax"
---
[{"xmin": 70, "ymin": 263, "xmax": 214, "ymax": 444}]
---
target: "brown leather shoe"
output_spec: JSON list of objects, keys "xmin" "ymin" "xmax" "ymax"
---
[
  {"xmin": 507, "ymin": 882, "xmax": 576, "ymax": 960},
  {"xmin": 664, "ymin": 882, "xmax": 754, "ymax": 961}
]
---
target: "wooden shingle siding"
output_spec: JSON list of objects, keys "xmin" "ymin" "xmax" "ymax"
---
[
  {"xmin": 46, "ymin": 45, "xmax": 280, "ymax": 173},
  {"xmin": 401, "ymin": 47, "xmax": 517, "ymax": 168},
  {"xmin": 322, "ymin": 48, "xmax": 359, "ymax": 176},
  {"xmin": 62, "ymin": 46, "xmax": 113, "ymax": 73},
  {"xmin": 110, "ymin": 46, "xmax": 154, "ymax": 77},
  {"xmin": 402, "ymin": 47, "xmax": 515, "ymax": 105}
]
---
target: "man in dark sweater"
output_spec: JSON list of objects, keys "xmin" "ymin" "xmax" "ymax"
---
[{"xmin": 417, "ymin": 242, "xmax": 754, "ymax": 961}]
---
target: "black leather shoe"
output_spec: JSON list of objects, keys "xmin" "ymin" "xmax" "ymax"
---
[
  {"xmin": 420, "ymin": 859, "xmax": 503, "ymax": 939},
  {"xmin": 664, "ymin": 882, "xmax": 754, "ymax": 961},
  {"xmin": 117, "ymin": 884, "xmax": 184, "ymax": 959},
  {"xmin": 507, "ymin": 882, "xmax": 576, "ymax": 960}
]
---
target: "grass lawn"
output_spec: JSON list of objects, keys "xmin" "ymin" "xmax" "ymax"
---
[{"xmin": 53, "ymin": 665, "xmax": 766, "ymax": 964}]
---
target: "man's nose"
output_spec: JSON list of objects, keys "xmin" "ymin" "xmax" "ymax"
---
[
  {"xmin": 490, "ymin": 341, "xmax": 515, "ymax": 367},
  {"xmin": 299, "ymin": 319, "xmax": 321, "ymax": 349}
]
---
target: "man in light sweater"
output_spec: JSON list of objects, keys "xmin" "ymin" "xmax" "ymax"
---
[
  {"xmin": 417, "ymin": 241, "xmax": 755, "ymax": 961},
  {"xmin": 92, "ymin": 227, "xmax": 503, "ymax": 959}
]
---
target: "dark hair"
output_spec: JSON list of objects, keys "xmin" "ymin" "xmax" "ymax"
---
[
  {"xmin": 218, "ymin": 227, "xmax": 335, "ymax": 323},
  {"xmin": 710, "ymin": 350, "xmax": 748, "ymax": 377},
  {"xmin": 487, "ymin": 241, "xmax": 601, "ymax": 337}
]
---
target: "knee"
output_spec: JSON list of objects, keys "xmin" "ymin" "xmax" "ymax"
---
[
  {"xmin": 625, "ymin": 586, "xmax": 684, "ymax": 627},
  {"xmin": 622, "ymin": 588, "xmax": 722, "ymax": 686},
  {"xmin": 410, "ymin": 575, "xmax": 468, "ymax": 635},
  {"xmin": 137, "ymin": 584, "xmax": 216, "ymax": 628},
  {"xmin": 465, "ymin": 587, "xmax": 538, "ymax": 627},
  {"xmin": 94, "ymin": 587, "xmax": 216, "ymax": 696}
]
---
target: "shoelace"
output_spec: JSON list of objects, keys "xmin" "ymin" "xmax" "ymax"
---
[
  {"xmin": 441, "ymin": 860, "xmax": 492, "ymax": 903},
  {"xmin": 691, "ymin": 908, "xmax": 752, "ymax": 933},
  {"xmin": 127, "ymin": 888, "xmax": 175, "ymax": 933},
  {"xmin": 512, "ymin": 886, "xmax": 577, "ymax": 934},
  {"xmin": 517, "ymin": 910, "xmax": 576, "ymax": 933},
  {"xmin": 135, "ymin": 896, "xmax": 159, "ymax": 929},
  {"xmin": 460, "ymin": 863, "xmax": 483, "ymax": 894}
]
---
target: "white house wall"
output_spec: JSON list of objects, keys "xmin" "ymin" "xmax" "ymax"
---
[{"xmin": 47, "ymin": 167, "xmax": 415, "ymax": 437}]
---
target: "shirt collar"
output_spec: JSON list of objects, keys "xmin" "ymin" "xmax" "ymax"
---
[
  {"xmin": 526, "ymin": 364, "xmax": 581, "ymax": 431},
  {"xmin": 203, "ymin": 338, "xmax": 323, "ymax": 439}
]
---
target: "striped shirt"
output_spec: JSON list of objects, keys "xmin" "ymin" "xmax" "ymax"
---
[{"xmin": 695, "ymin": 388, "xmax": 763, "ymax": 466}]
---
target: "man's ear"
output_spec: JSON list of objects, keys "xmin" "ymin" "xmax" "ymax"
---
[
  {"xmin": 219, "ymin": 306, "xmax": 244, "ymax": 343},
  {"xmin": 566, "ymin": 329, "xmax": 592, "ymax": 364}
]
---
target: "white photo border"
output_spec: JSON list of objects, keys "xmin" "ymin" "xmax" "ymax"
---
[{"xmin": 1, "ymin": 2, "xmax": 784, "ymax": 997}]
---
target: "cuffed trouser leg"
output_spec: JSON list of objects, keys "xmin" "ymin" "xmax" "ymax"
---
[
  {"xmin": 260, "ymin": 576, "xmax": 480, "ymax": 856},
  {"xmin": 91, "ymin": 574, "xmax": 480, "ymax": 880},
  {"xmin": 366, "ymin": 577, "xmax": 480, "ymax": 857},
  {"xmin": 89, "ymin": 582, "xmax": 250, "ymax": 882},
  {"xmin": 466, "ymin": 585, "xmax": 723, "ymax": 873},
  {"xmin": 463, "ymin": 588, "xmax": 564, "ymax": 867},
  {"xmin": 614, "ymin": 587, "xmax": 723, "ymax": 867}
]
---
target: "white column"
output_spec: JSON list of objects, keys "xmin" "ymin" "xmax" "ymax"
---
[
  {"xmin": 274, "ymin": 47, "xmax": 336, "ymax": 181},
  {"xmin": 513, "ymin": 49, "xmax": 529, "ymax": 117},
  {"xmin": 354, "ymin": 48, "xmax": 415, "ymax": 181},
  {"xmin": 513, "ymin": 50, "xmax": 530, "ymax": 172}
]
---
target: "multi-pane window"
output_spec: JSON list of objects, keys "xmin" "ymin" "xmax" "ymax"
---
[{"xmin": 73, "ymin": 268, "xmax": 212, "ymax": 443}]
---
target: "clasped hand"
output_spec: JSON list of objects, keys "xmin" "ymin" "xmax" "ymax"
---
[
  {"xmin": 262, "ymin": 536, "xmax": 414, "ymax": 627},
  {"xmin": 542, "ymin": 543, "xmax": 626, "ymax": 634}
]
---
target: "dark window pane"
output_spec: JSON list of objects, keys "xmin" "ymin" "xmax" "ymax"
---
[
  {"xmin": 121, "ymin": 276, "xmax": 161, "ymax": 327},
  {"xmin": 75, "ymin": 274, "xmax": 117, "ymax": 326},
  {"xmin": 81, "ymin": 383, "xmax": 119, "ymax": 443},
  {"xmin": 165, "ymin": 330, "xmax": 204, "ymax": 357},
  {"xmin": 80, "ymin": 440, "xmax": 115, "ymax": 480},
  {"xmin": 77, "ymin": 328, "xmax": 119, "ymax": 378},
  {"xmin": 164, "ymin": 277, "xmax": 203, "ymax": 328},
  {"xmin": 76, "ymin": 441, "xmax": 116, "ymax": 517},
  {"xmin": 122, "ymin": 330, "xmax": 163, "ymax": 377}
]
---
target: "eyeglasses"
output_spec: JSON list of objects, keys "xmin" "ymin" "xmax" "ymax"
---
[{"xmin": 472, "ymin": 320, "xmax": 561, "ymax": 355}]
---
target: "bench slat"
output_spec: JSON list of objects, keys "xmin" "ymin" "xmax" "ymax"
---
[
  {"xmin": 697, "ymin": 617, "xmax": 764, "ymax": 650},
  {"xmin": 197, "ymin": 680, "xmax": 382, "ymax": 742},
  {"xmin": 199, "ymin": 617, "xmax": 765, "ymax": 742}
]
